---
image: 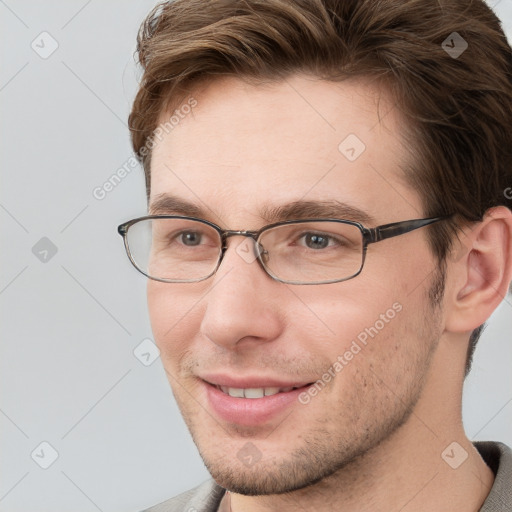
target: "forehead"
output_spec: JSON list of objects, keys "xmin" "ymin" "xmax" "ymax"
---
[{"xmin": 149, "ymin": 74, "xmax": 420, "ymax": 227}]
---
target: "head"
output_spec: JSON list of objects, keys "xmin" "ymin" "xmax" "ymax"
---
[{"xmin": 126, "ymin": 0, "xmax": 512, "ymax": 495}]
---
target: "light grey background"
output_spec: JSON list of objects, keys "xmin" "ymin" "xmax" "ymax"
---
[{"xmin": 1, "ymin": 1, "xmax": 511, "ymax": 511}]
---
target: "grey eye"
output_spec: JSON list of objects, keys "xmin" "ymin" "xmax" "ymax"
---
[
  {"xmin": 304, "ymin": 233, "xmax": 330, "ymax": 249},
  {"xmin": 180, "ymin": 231, "xmax": 202, "ymax": 246}
]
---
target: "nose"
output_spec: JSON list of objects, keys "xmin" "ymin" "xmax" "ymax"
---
[{"xmin": 199, "ymin": 237, "xmax": 283, "ymax": 350}]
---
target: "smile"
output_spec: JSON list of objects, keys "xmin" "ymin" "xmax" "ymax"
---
[{"xmin": 201, "ymin": 378, "xmax": 315, "ymax": 426}]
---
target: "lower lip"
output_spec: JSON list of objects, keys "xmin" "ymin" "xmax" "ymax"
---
[{"xmin": 203, "ymin": 381, "xmax": 312, "ymax": 426}]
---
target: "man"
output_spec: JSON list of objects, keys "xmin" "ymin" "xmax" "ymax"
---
[{"xmin": 118, "ymin": 0, "xmax": 512, "ymax": 510}]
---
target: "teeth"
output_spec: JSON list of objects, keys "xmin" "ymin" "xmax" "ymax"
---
[
  {"xmin": 244, "ymin": 388, "xmax": 265, "ymax": 398},
  {"xmin": 220, "ymin": 386, "xmax": 244, "ymax": 398},
  {"xmin": 218, "ymin": 386, "xmax": 296, "ymax": 398}
]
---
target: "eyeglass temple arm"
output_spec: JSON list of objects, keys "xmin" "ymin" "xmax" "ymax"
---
[{"xmin": 366, "ymin": 216, "xmax": 450, "ymax": 244}]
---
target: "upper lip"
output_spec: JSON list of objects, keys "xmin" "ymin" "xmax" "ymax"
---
[{"xmin": 200, "ymin": 374, "xmax": 314, "ymax": 389}]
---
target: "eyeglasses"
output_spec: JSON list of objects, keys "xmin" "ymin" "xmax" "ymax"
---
[{"xmin": 117, "ymin": 215, "xmax": 450, "ymax": 285}]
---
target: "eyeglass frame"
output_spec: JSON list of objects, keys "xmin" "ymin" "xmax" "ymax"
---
[{"xmin": 117, "ymin": 214, "xmax": 452, "ymax": 285}]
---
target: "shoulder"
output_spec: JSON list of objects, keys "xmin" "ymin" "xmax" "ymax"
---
[
  {"xmin": 141, "ymin": 479, "xmax": 226, "ymax": 512},
  {"xmin": 475, "ymin": 441, "xmax": 512, "ymax": 511}
]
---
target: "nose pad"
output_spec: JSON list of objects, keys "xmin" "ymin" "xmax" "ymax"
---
[{"xmin": 255, "ymin": 241, "xmax": 268, "ymax": 262}]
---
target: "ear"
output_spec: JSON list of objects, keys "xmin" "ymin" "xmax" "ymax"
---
[{"xmin": 445, "ymin": 206, "xmax": 512, "ymax": 333}]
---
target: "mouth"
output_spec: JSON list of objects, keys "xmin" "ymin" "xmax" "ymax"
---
[{"xmin": 199, "ymin": 377, "xmax": 315, "ymax": 426}]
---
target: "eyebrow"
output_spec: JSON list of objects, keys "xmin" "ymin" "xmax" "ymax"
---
[
  {"xmin": 148, "ymin": 193, "xmax": 376, "ymax": 226},
  {"xmin": 260, "ymin": 200, "xmax": 375, "ymax": 225},
  {"xmin": 149, "ymin": 194, "xmax": 205, "ymax": 217}
]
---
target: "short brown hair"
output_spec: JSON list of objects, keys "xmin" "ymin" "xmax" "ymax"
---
[{"xmin": 128, "ymin": 0, "xmax": 512, "ymax": 370}]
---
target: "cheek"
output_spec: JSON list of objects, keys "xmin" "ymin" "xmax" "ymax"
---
[
  {"xmin": 289, "ymin": 281, "xmax": 402, "ymax": 340},
  {"xmin": 315, "ymin": 299, "xmax": 431, "ymax": 422},
  {"xmin": 147, "ymin": 282, "xmax": 204, "ymax": 362},
  {"xmin": 285, "ymin": 273, "xmax": 422, "ymax": 383}
]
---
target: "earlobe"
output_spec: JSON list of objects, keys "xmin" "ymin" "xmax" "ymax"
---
[{"xmin": 446, "ymin": 207, "xmax": 512, "ymax": 333}]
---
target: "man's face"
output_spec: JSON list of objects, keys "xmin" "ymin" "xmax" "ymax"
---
[{"xmin": 148, "ymin": 75, "xmax": 443, "ymax": 494}]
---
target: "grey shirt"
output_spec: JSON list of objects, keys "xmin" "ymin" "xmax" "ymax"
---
[{"xmin": 143, "ymin": 441, "xmax": 512, "ymax": 511}]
